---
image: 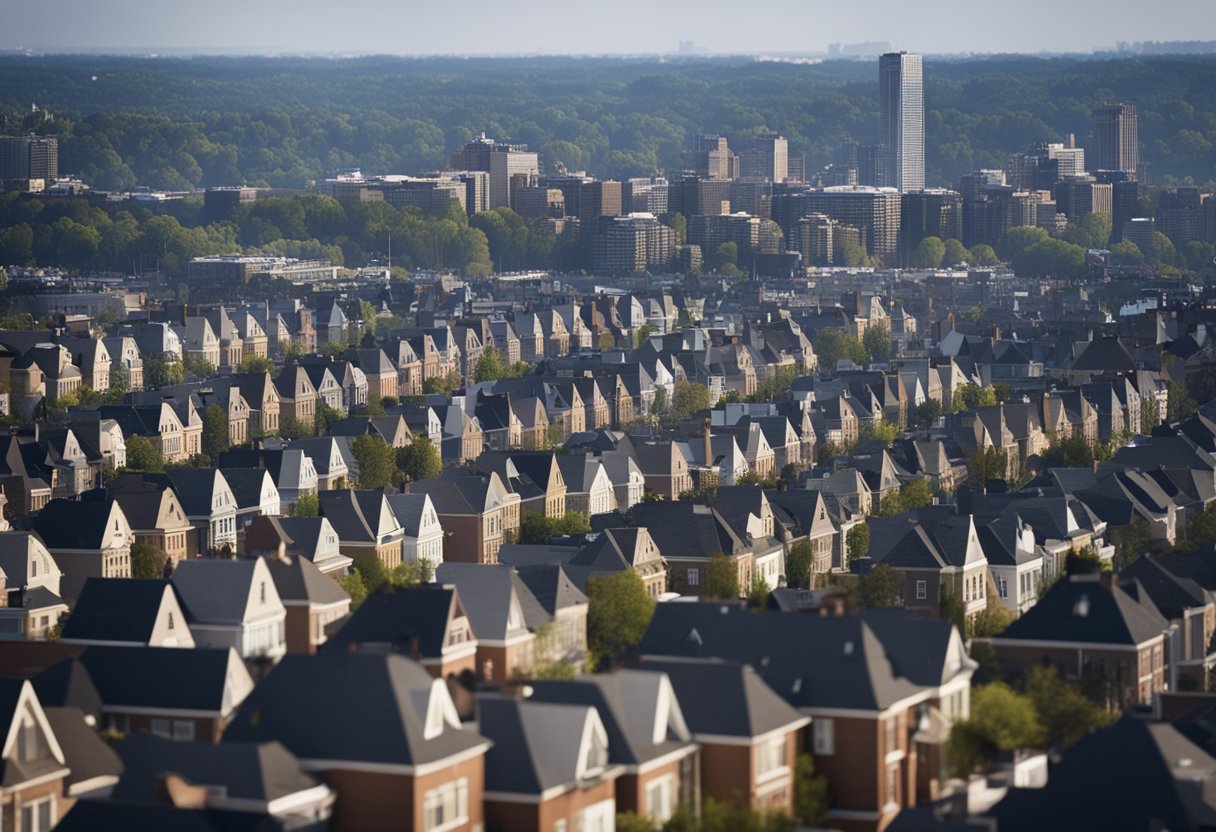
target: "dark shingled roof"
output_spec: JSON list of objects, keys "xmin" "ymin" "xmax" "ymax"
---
[
  {"xmin": 224, "ymin": 652, "xmax": 488, "ymax": 767},
  {"xmin": 322, "ymin": 585, "xmax": 467, "ymax": 659},
  {"xmin": 477, "ymin": 694, "xmax": 601, "ymax": 795},
  {"xmin": 44, "ymin": 707, "xmax": 122, "ymax": 792},
  {"xmin": 29, "ymin": 498, "xmax": 119, "ymax": 551},
  {"xmin": 52, "ymin": 801, "xmax": 289, "ymax": 832},
  {"xmin": 59, "ymin": 579, "xmax": 173, "ymax": 645},
  {"xmin": 994, "ymin": 575, "xmax": 1169, "ymax": 647},
  {"xmin": 73, "ymin": 646, "xmax": 241, "ymax": 713},
  {"xmin": 641, "ymin": 658, "xmax": 807, "ymax": 739}
]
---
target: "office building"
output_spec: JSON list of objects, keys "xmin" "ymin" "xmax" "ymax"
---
[
  {"xmin": 592, "ymin": 214, "xmax": 676, "ymax": 275},
  {"xmin": 792, "ymin": 214, "xmax": 837, "ymax": 266},
  {"xmin": 959, "ymin": 170, "xmax": 1007, "ymax": 203},
  {"xmin": 204, "ymin": 187, "xmax": 260, "ymax": 223},
  {"xmin": 1123, "ymin": 217, "xmax": 1156, "ymax": 255},
  {"xmin": 0, "ymin": 135, "xmax": 58, "ymax": 182},
  {"xmin": 739, "ymin": 132, "xmax": 789, "ymax": 182},
  {"xmin": 770, "ymin": 187, "xmax": 902, "ymax": 259},
  {"xmin": 858, "ymin": 144, "xmax": 892, "ymax": 189},
  {"xmin": 513, "ymin": 187, "xmax": 566, "ymax": 219},
  {"xmin": 687, "ymin": 213, "xmax": 761, "ymax": 258},
  {"xmin": 901, "ymin": 189, "xmax": 963, "ymax": 250},
  {"xmin": 1092, "ymin": 104, "xmax": 1139, "ymax": 174},
  {"xmin": 1157, "ymin": 188, "xmax": 1205, "ymax": 247},
  {"xmin": 668, "ymin": 174, "xmax": 732, "ymax": 217},
  {"xmin": 623, "ymin": 177, "xmax": 669, "ymax": 215},
  {"xmin": 1054, "ymin": 175, "xmax": 1112, "ymax": 221},
  {"xmin": 686, "ymin": 135, "xmax": 736, "ymax": 181},
  {"xmin": 879, "ymin": 52, "xmax": 925, "ymax": 192},
  {"xmin": 1111, "ymin": 179, "xmax": 1143, "ymax": 242},
  {"xmin": 450, "ymin": 134, "xmax": 540, "ymax": 210}
]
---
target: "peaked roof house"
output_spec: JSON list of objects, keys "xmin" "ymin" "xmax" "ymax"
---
[
  {"xmin": 629, "ymin": 502, "xmax": 752, "ymax": 599},
  {"xmin": 318, "ymin": 489, "xmax": 405, "ymax": 570},
  {"xmin": 28, "ymin": 497, "xmax": 133, "ymax": 602},
  {"xmin": 59, "ymin": 578, "xmax": 194, "ymax": 649},
  {"xmin": 243, "ymin": 515, "xmax": 353, "ymax": 577},
  {"xmin": 477, "ymin": 694, "xmax": 623, "ymax": 832},
  {"xmin": 111, "ymin": 483, "xmax": 195, "ymax": 567},
  {"xmin": 385, "ymin": 492, "xmax": 445, "ymax": 569},
  {"xmin": 0, "ymin": 677, "xmax": 70, "ymax": 830},
  {"xmin": 0, "ymin": 531, "xmax": 69, "ymax": 641},
  {"xmin": 171, "ymin": 558, "xmax": 288, "ymax": 664},
  {"xmin": 224, "ymin": 651, "xmax": 491, "ymax": 832},
  {"xmin": 528, "ymin": 669, "xmax": 699, "ymax": 825},
  {"xmin": 261, "ymin": 553, "xmax": 351, "ymax": 655},
  {"xmin": 322, "ymin": 585, "xmax": 478, "ymax": 680},
  {"xmin": 434, "ymin": 562, "xmax": 543, "ymax": 683}
]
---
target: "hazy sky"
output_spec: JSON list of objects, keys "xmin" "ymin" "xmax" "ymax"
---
[{"xmin": 2, "ymin": 0, "xmax": 1206, "ymax": 55}]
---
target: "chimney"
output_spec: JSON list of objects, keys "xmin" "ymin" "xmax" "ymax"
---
[
  {"xmin": 155, "ymin": 774, "xmax": 209, "ymax": 809},
  {"xmin": 1099, "ymin": 569, "xmax": 1115, "ymax": 590},
  {"xmin": 703, "ymin": 418, "xmax": 712, "ymax": 466}
]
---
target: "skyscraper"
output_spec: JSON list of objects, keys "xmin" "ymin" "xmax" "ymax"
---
[
  {"xmin": 879, "ymin": 52, "xmax": 925, "ymax": 193},
  {"xmin": 1091, "ymin": 104, "xmax": 1139, "ymax": 175}
]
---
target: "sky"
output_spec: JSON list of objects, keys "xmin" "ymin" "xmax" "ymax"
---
[{"xmin": 2, "ymin": 0, "xmax": 1208, "ymax": 56}]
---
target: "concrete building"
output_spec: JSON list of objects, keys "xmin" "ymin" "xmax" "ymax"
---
[
  {"xmin": 1092, "ymin": 103, "xmax": 1140, "ymax": 174},
  {"xmin": 879, "ymin": 52, "xmax": 925, "ymax": 192},
  {"xmin": 450, "ymin": 134, "xmax": 539, "ymax": 210},
  {"xmin": 739, "ymin": 132, "xmax": 789, "ymax": 183},
  {"xmin": 0, "ymin": 135, "xmax": 58, "ymax": 183},
  {"xmin": 592, "ymin": 214, "xmax": 676, "ymax": 276}
]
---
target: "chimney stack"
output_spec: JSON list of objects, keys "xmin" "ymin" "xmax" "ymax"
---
[{"xmin": 703, "ymin": 418, "xmax": 712, "ymax": 466}]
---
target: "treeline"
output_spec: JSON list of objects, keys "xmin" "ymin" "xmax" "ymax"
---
[
  {"xmin": 1, "ymin": 55, "xmax": 1215, "ymax": 189},
  {"xmin": 0, "ymin": 192, "xmax": 494, "ymax": 276}
]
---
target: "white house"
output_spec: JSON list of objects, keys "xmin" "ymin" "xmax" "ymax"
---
[
  {"xmin": 0, "ymin": 532, "xmax": 68, "ymax": 639},
  {"xmin": 171, "ymin": 558, "xmax": 287, "ymax": 662},
  {"xmin": 556, "ymin": 456, "xmax": 616, "ymax": 518},
  {"xmin": 980, "ymin": 514, "xmax": 1046, "ymax": 617},
  {"xmin": 386, "ymin": 492, "xmax": 445, "ymax": 571}
]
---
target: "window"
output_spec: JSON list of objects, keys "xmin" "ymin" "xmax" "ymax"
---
[
  {"xmin": 423, "ymin": 778, "xmax": 468, "ymax": 831},
  {"xmin": 885, "ymin": 717, "xmax": 899, "ymax": 756},
  {"xmin": 687, "ymin": 568, "xmax": 700, "ymax": 587},
  {"xmin": 152, "ymin": 719, "xmax": 172, "ymax": 738},
  {"xmin": 646, "ymin": 776, "xmax": 674, "ymax": 823},
  {"xmin": 756, "ymin": 735, "xmax": 788, "ymax": 780},
  {"xmin": 21, "ymin": 798, "xmax": 53, "ymax": 832},
  {"xmin": 885, "ymin": 763, "xmax": 900, "ymax": 807},
  {"xmin": 915, "ymin": 580, "xmax": 927, "ymax": 600},
  {"xmin": 173, "ymin": 720, "xmax": 196, "ymax": 741},
  {"xmin": 167, "ymin": 612, "xmax": 175, "ymax": 630},
  {"xmin": 812, "ymin": 718, "xmax": 835, "ymax": 755}
]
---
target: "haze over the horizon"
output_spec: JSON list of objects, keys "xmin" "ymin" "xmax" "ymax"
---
[{"xmin": 3, "ymin": 0, "xmax": 1209, "ymax": 56}]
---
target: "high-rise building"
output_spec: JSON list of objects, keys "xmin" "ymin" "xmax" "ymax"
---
[
  {"xmin": 592, "ymin": 214, "xmax": 676, "ymax": 275},
  {"xmin": 1092, "ymin": 104, "xmax": 1139, "ymax": 174},
  {"xmin": 686, "ymin": 135, "xmax": 736, "ymax": 181},
  {"xmin": 792, "ymin": 214, "xmax": 837, "ymax": 266},
  {"xmin": 770, "ymin": 187, "xmax": 902, "ymax": 259},
  {"xmin": 450, "ymin": 134, "xmax": 539, "ymax": 210},
  {"xmin": 687, "ymin": 213, "xmax": 761, "ymax": 258},
  {"xmin": 1157, "ymin": 188, "xmax": 1205, "ymax": 247},
  {"xmin": 668, "ymin": 174, "xmax": 732, "ymax": 218},
  {"xmin": 900, "ymin": 189, "xmax": 962, "ymax": 251},
  {"xmin": 879, "ymin": 52, "xmax": 925, "ymax": 193},
  {"xmin": 739, "ymin": 132, "xmax": 789, "ymax": 182},
  {"xmin": 0, "ymin": 135, "xmax": 58, "ymax": 182}
]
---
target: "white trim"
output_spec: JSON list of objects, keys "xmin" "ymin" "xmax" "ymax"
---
[
  {"xmin": 754, "ymin": 771, "xmax": 793, "ymax": 797},
  {"xmin": 2, "ymin": 681, "xmax": 65, "ymax": 766},
  {"xmin": 695, "ymin": 718, "xmax": 809, "ymax": 747},
  {"xmin": 990, "ymin": 635, "xmax": 1162, "ymax": 652},
  {"xmin": 633, "ymin": 744, "xmax": 699, "ymax": 776},
  {"xmin": 68, "ymin": 774, "xmax": 119, "ymax": 796},
  {"xmin": 0, "ymin": 766, "xmax": 69, "ymax": 795}
]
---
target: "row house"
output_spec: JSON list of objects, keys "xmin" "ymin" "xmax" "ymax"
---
[
  {"xmin": 299, "ymin": 362, "xmax": 345, "ymax": 414},
  {"xmin": 317, "ymin": 489, "xmax": 404, "ymax": 569},
  {"xmin": 630, "ymin": 501, "xmax": 753, "ymax": 598},
  {"xmin": 385, "ymin": 492, "xmax": 446, "ymax": 567},
  {"xmin": 351, "ymin": 347, "xmax": 398, "ymax": 404},
  {"xmin": 183, "ymin": 317, "xmax": 221, "ymax": 371},
  {"xmin": 99, "ymin": 403, "xmax": 188, "ymax": 464},
  {"xmin": 171, "ymin": 558, "xmax": 288, "ymax": 663},
  {"xmin": 412, "ymin": 471, "xmax": 520, "ymax": 565},
  {"xmin": 204, "ymin": 307, "xmax": 244, "ymax": 370},
  {"xmin": 435, "ymin": 562, "xmax": 544, "ymax": 683},
  {"xmin": 0, "ymin": 531, "xmax": 70, "ymax": 638},
  {"xmin": 555, "ymin": 455, "xmax": 616, "ymax": 518},
  {"xmin": 229, "ymin": 307, "xmax": 269, "ymax": 359},
  {"xmin": 244, "ymin": 515, "xmax": 354, "ymax": 577},
  {"xmin": 231, "ymin": 371, "xmax": 281, "ymax": 436},
  {"xmin": 473, "ymin": 451, "xmax": 568, "ymax": 519},
  {"xmin": 112, "ymin": 486, "xmax": 195, "ymax": 567},
  {"xmin": 30, "ymin": 497, "xmax": 133, "ymax": 602},
  {"xmin": 274, "ymin": 366, "xmax": 318, "ymax": 430},
  {"xmin": 101, "ymin": 334, "xmax": 144, "ymax": 391},
  {"xmin": 112, "ymin": 469, "xmax": 237, "ymax": 554},
  {"xmin": 60, "ymin": 577, "xmax": 194, "ymax": 649}
]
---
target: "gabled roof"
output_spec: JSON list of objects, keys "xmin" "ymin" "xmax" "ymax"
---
[
  {"xmin": 262, "ymin": 555, "xmax": 349, "ymax": 607},
  {"xmin": 995, "ymin": 575, "xmax": 1168, "ymax": 647},
  {"xmin": 29, "ymin": 498, "xmax": 121, "ymax": 550},
  {"xmin": 323, "ymin": 585, "xmax": 469, "ymax": 659},
  {"xmin": 73, "ymin": 646, "xmax": 248, "ymax": 713},
  {"xmin": 641, "ymin": 658, "xmax": 808, "ymax": 739},
  {"xmin": 59, "ymin": 579, "xmax": 175, "ymax": 644},
  {"xmin": 44, "ymin": 707, "xmax": 122, "ymax": 793},
  {"xmin": 434, "ymin": 562, "xmax": 548, "ymax": 639},
  {"xmin": 171, "ymin": 559, "xmax": 271, "ymax": 625},
  {"xmin": 628, "ymin": 502, "xmax": 748, "ymax": 560},
  {"xmin": 1117, "ymin": 556, "xmax": 1210, "ymax": 620},
  {"xmin": 224, "ymin": 652, "xmax": 487, "ymax": 767},
  {"xmin": 514, "ymin": 564, "xmax": 588, "ymax": 616}
]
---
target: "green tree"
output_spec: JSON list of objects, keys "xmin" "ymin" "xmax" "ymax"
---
[
  {"xmin": 859, "ymin": 418, "xmax": 898, "ymax": 444},
  {"xmin": 130, "ymin": 541, "xmax": 166, "ymax": 579},
  {"xmin": 947, "ymin": 683, "xmax": 1045, "ymax": 777},
  {"xmin": 182, "ymin": 355, "xmax": 217, "ymax": 381},
  {"xmin": 398, "ymin": 435, "xmax": 443, "ymax": 482},
  {"xmin": 359, "ymin": 298, "xmax": 378, "ymax": 336},
  {"xmin": 785, "ymin": 540, "xmax": 812, "ymax": 589},
  {"xmin": 812, "ymin": 328, "xmax": 867, "ymax": 371},
  {"xmin": 846, "ymin": 524, "xmax": 870, "ymax": 563},
  {"xmin": 942, "ymin": 238, "xmax": 970, "ymax": 267},
  {"xmin": 969, "ymin": 596, "xmax": 1015, "ymax": 638},
  {"xmin": 1012, "ymin": 238, "xmax": 1086, "ymax": 278},
  {"xmin": 1111, "ymin": 517, "xmax": 1152, "ymax": 569},
  {"xmin": 967, "ymin": 446, "xmax": 1008, "ymax": 493},
  {"xmin": 422, "ymin": 370, "xmax": 461, "ymax": 395},
  {"xmin": 238, "ymin": 354, "xmax": 274, "ymax": 374},
  {"xmin": 314, "ymin": 402, "xmax": 344, "ymax": 435},
  {"xmin": 862, "ymin": 325, "xmax": 892, "ymax": 362},
  {"xmin": 634, "ymin": 324, "xmax": 657, "ymax": 350},
  {"xmin": 1024, "ymin": 665, "xmax": 1113, "ymax": 750},
  {"xmin": 519, "ymin": 511, "xmax": 592, "ymax": 544},
  {"xmin": 1140, "ymin": 396, "xmax": 1160, "ymax": 435},
  {"xmin": 201, "ymin": 403, "xmax": 230, "ymax": 459},
  {"xmin": 1168, "ymin": 379, "xmax": 1197, "ymax": 421},
  {"xmin": 1109, "ymin": 239, "xmax": 1146, "ymax": 267},
  {"xmin": 910, "ymin": 236, "xmax": 946, "ymax": 268},
  {"xmin": 351, "ymin": 434, "xmax": 397, "ymax": 489},
  {"xmin": 586, "ymin": 569, "xmax": 655, "ymax": 668},
  {"xmin": 793, "ymin": 754, "xmax": 830, "ymax": 828},
  {"xmin": 704, "ymin": 554, "xmax": 741, "ymax": 600},
  {"xmin": 291, "ymin": 492, "xmax": 320, "ymax": 517},
  {"xmin": 969, "ymin": 243, "xmax": 999, "ymax": 267},
  {"xmin": 1060, "ymin": 212, "xmax": 1112, "ymax": 249},
  {"xmin": 898, "ymin": 478, "xmax": 934, "ymax": 510},
  {"xmin": 858, "ymin": 563, "xmax": 901, "ymax": 607},
  {"xmin": 124, "ymin": 435, "xmax": 165, "ymax": 472},
  {"xmin": 953, "ymin": 382, "xmax": 997, "ymax": 412},
  {"xmin": 338, "ymin": 570, "xmax": 368, "ymax": 609},
  {"xmin": 992, "ymin": 382, "xmax": 1013, "ymax": 403},
  {"xmin": 916, "ymin": 398, "xmax": 943, "ymax": 428},
  {"xmin": 143, "ymin": 354, "xmax": 184, "ymax": 388},
  {"xmin": 279, "ymin": 417, "xmax": 315, "ymax": 440},
  {"xmin": 668, "ymin": 380, "xmax": 711, "ymax": 424}
]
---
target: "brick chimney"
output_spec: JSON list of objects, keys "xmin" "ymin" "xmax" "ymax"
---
[{"xmin": 703, "ymin": 418, "xmax": 712, "ymax": 466}]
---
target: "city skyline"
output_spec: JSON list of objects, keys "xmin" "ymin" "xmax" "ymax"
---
[{"xmin": 3, "ymin": 0, "xmax": 1212, "ymax": 57}]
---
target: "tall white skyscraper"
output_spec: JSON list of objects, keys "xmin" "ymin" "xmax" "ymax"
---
[{"xmin": 879, "ymin": 52, "xmax": 925, "ymax": 193}]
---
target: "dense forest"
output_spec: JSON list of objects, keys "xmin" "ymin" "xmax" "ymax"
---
[{"xmin": 0, "ymin": 54, "xmax": 1214, "ymax": 190}]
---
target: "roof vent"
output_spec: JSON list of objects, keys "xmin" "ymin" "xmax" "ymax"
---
[
  {"xmin": 685, "ymin": 627, "xmax": 703, "ymax": 646},
  {"xmin": 843, "ymin": 641, "xmax": 854, "ymax": 656},
  {"xmin": 719, "ymin": 605, "xmax": 730, "ymax": 615},
  {"xmin": 791, "ymin": 677, "xmax": 802, "ymax": 694},
  {"xmin": 1073, "ymin": 594, "xmax": 1090, "ymax": 618}
]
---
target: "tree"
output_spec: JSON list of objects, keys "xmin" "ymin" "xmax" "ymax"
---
[
  {"xmin": 1044, "ymin": 434, "xmax": 1094, "ymax": 469},
  {"xmin": 967, "ymin": 446, "xmax": 1008, "ymax": 493},
  {"xmin": 314, "ymin": 402, "xmax": 344, "ymax": 435},
  {"xmin": 898, "ymin": 478, "xmax": 934, "ymax": 511},
  {"xmin": 1109, "ymin": 239, "xmax": 1145, "ymax": 267},
  {"xmin": 1024, "ymin": 665, "xmax": 1112, "ymax": 750},
  {"xmin": 351, "ymin": 434, "xmax": 397, "ymax": 490},
  {"xmin": 846, "ymin": 524, "xmax": 870, "ymax": 563},
  {"xmin": 1168, "ymin": 379, "xmax": 1197, "ymax": 421},
  {"xmin": 668, "ymin": 380, "xmax": 710, "ymax": 424},
  {"xmin": 858, "ymin": 563, "xmax": 901, "ymax": 607},
  {"xmin": 785, "ymin": 540, "xmax": 812, "ymax": 589},
  {"xmin": 910, "ymin": 236, "xmax": 945, "ymax": 268},
  {"xmin": 143, "ymin": 354, "xmax": 184, "ymax": 388},
  {"xmin": 862, "ymin": 325, "xmax": 892, "ymax": 362},
  {"xmin": 947, "ymin": 683, "xmax": 1045, "ymax": 777},
  {"xmin": 359, "ymin": 298, "xmax": 378, "ymax": 336},
  {"xmin": 953, "ymin": 382, "xmax": 997, "ymax": 412},
  {"xmin": 992, "ymin": 382, "xmax": 1013, "ymax": 403},
  {"xmin": 338, "ymin": 570, "xmax": 368, "ymax": 609},
  {"xmin": 130, "ymin": 541, "xmax": 166, "ymax": 579},
  {"xmin": 969, "ymin": 597, "xmax": 1015, "ymax": 638},
  {"xmin": 793, "ymin": 754, "xmax": 830, "ymax": 828},
  {"xmin": 398, "ymin": 435, "xmax": 443, "ymax": 482},
  {"xmin": 916, "ymin": 398, "xmax": 943, "ymax": 428},
  {"xmin": 812, "ymin": 328, "xmax": 867, "ymax": 371},
  {"xmin": 291, "ymin": 492, "xmax": 319, "ymax": 517},
  {"xmin": 586, "ymin": 570, "xmax": 655, "ymax": 668},
  {"xmin": 969, "ymin": 243, "xmax": 999, "ymax": 267},
  {"xmin": 422, "ymin": 370, "xmax": 461, "ymax": 395},
  {"xmin": 704, "ymin": 554, "xmax": 740, "ymax": 600},
  {"xmin": 124, "ymin": 435, "xmax": 165, "ymax": 472},
  {"xmin": 182, "ymin": 355, "xmax": 217, "ymax": 381},
  {"xmin": 519, "ymin": 511, "xmax": 592, "ymax": 544},
  {"xmin": 201, "ymin": 403, "xmax": 230, "ymax": 459},
  {"xmin": 1060, "ymin": 212, "xmax": 1112, "ymax": 249},
  {"xmin": 279, "ymin": 417, "xmax": 315, "ymax": 440},
  {"xmin": 634, "ymin": 324, "xmax": 657, "ymax": 350},
  {"xmin": 859, "ymin": 418, "xmax": 898, "ymax": 444},
  {"xmin": 238, "ymin": 354, "xmax": 274, "ymax": 374},
  {"xmin": 1012, "ymin": 238, "xmax": 1086, "ymax": 278},
  {"xmin": 1111, "ymin": 517, "xmax": 1152, "ymax": 569},
  {"xmin": 748, "ymin": 572, "xmax": 771, "ymax": 609},
  {"xmin": 942, "ymin": 238, "xmax": 970, "ymax": 267},
  {"xmin": 1140, "ymin": 396, "xmax": 1160, "ymax": 435},
  {"xmin": 474, "ymin": 345, "xmax": 506, "ymax": 382}
]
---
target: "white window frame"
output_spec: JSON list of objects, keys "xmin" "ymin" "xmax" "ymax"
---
[
  {"xmin": 813, "ymin": 718, "xmax": 835, "ymax": 756},
  {"xmin": 423, "ymin": 777, "xmax": 469, "ymax": 832},
  {"xmin": 646, "ymin": 774, "xmax": 674, "ymax": 823},
  {"xmin": 915, "ymin": 580, "xmax": 927, "ymax": 600},
  {"xmin": 687, "ymin": 568, "xmax": 700, "ymax": 587}
]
